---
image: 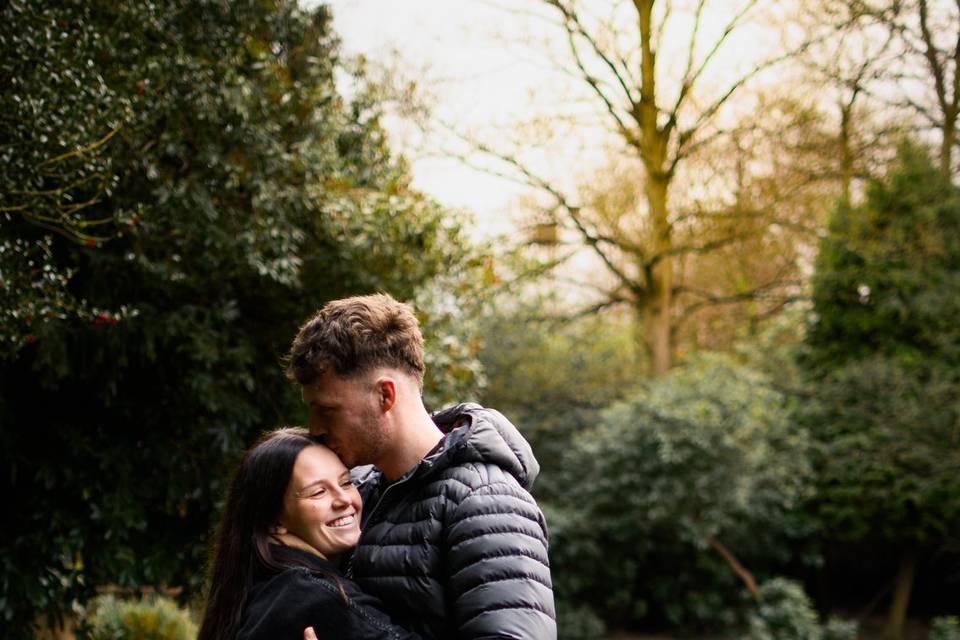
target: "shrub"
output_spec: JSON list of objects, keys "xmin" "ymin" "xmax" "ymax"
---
[
  {"xmin": 556, "ymin": 603, "xmax": 607, "ymax": 640},
  {"xmin": 546, "ymin": 354, "xmax": 815, "ymax": 631},
  {"xmin": 823, "ymin": 616, "xmax": 858, "ymax": 640},
  {"xmin": 930, "ymin": 616, "xmax": 960, "ymax": 640},
  {"xmin": 746, "ymin": 578, "xmax": 822, "ymax": 640},
  {"xmin": 83, "ymin": 594, "xmax": 196, "ymax": 640}
]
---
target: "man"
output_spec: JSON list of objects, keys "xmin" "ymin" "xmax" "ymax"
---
[{"xmin": 287, "ymin": 293, "xmax": 556, "ymax": 639}]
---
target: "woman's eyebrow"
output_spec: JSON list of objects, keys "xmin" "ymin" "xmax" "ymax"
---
[{"xmin": 297, "ymin": 478, "xmax": 328, "ymax": 493}]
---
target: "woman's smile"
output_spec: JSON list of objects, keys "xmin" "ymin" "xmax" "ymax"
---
[{"xmin": 281, "ymin": 445, "xmax": 363, "ymax": 559}]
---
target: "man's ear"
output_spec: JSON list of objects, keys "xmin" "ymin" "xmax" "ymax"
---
[{"xmin": 376, "ymin": 377, "xmax": 397, "ymax": 413}]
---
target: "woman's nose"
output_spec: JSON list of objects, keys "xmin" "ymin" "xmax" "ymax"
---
[{"xmin": 330, "ymin": 486, "xmax": 350, "ymax": 507}]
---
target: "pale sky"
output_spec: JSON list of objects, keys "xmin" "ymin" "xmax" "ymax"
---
[
  {"xmin": 320, "ymin": 1, "xmax": 800, "ymax": 240},
  {"xmin": 324, "ymin": 0, "xmax": 564, "ymax": 238}
]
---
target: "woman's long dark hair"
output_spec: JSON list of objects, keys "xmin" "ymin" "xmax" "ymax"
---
[{"xmin": 198, "ymin": 427, "xmax": 315, "ymax": 640}]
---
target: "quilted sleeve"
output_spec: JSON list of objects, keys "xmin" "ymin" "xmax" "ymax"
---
[{"xmin": 443, "ymin": 473, "xmax": 557, "ymax": 639}]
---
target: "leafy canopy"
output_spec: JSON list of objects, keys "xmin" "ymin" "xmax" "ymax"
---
[
  {"xmin": 803, "ymin": 141, "xmax": 960, "ymax": 547},
  {"xmin": 0, "ymin": 1, "xmax": 487, "ymax": 636}
]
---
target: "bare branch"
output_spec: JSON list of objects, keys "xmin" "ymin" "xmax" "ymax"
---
[
  {"xmin": 656, "ymin": 0, "xmax": 674, "ymax": 48},
  {"xmin": 543, "ymin": 0, "xmax": 640, "ymax": 110},
  {"xmin": 558, "ymin": 296, "xmax": 632, "ymax": 321},
  {"xmin": 567, "ymin": 205, "xmax": 649, "ymax": 294},
  {"xmin": 559, "ymin": 17, "xmax": 642, "ymax": 150},
  {"xmin": 873, "ymin": 90, "xmax": 943, "ymax": 127},
  {"xmin": 676, "ymin": 49, "xmax": 817, "ymax": 165},
  {"xmin": 707, "ymin": 536, "xmax": 760, "ymax": 602},
  {"xmin": 672, "ymin": 0, "xmax": 759, "ymax": 123},
  {"xmin": 952, "ymin": 0, "xmax": 960, "ymax": 114},
  {"xmin": 36, "ymin": 123, "xmax": 122, "ymax": 171},
  {"xmin": 676, "ymin": 278, "xmax": 804, "ymax": 321},
  {"xmin": 649, "ymin": 229, "xmax": 763, "ymax": 267},
  {"xmin": 670, "ymin": 126, "xmax": 731, "ymax": 168},
  {"xmin": 475, "ymin": 0, "xmax": 565, "ymax": 25},
  {"xmin": 672, "ymin": 206, "xmax": 826, "ymax": 239},
  {"xmin": 918, "ymin": 0, "xmax": 949, "ymax": 115},
  {"xmin": 680, "ymin": 0, "xmax": 708, "ymax": 90},
  {"xmin": 544, "ymin": 273, "xmax": 627, "ymax": 296},
  {"xmin": 441, "ymin": 123, "xmax": 645, "ymax": 294},
  {"xmin": 517, "ymin": 295, "xmax": 632, "ymax": 325}
]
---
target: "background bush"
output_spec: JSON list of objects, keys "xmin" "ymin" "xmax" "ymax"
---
[
  {"xmin": 931, "ymin": 617, "xmax": 960, "ymax": 640},
  {"xmin": 746, "ymin": 578, "xmax": 823, "ymax": 640},
  {"xmin": 83, "ymin": 594, "xmax": 196, "ymax": 640}
]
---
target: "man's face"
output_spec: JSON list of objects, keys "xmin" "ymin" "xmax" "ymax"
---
[{"xmin": 301, "ymin": 371, "xmax": 388, "ymax": 469}]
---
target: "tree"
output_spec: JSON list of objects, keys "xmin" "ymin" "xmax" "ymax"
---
[
  {"xmin": 439, "ymin": 0, "xmax": 818, "ymax": 375},
  {"xmin": 546, "ymin": 353, "xmax": 813, "ymax": 632},
  {"xmin": 809, "ymin": 0, "xmax": 960, "ymax": 179},
  {"xmin": 0, "ymin": 1, "xmax": 486, "ymax": 636},
  {"xmin": 790, "ymin": 0, "xmax": 903, "ymax": 203},
  {"xmin": 802, "ymin": 141, "xmax": 960, "ymax": 640},
  {"xmin": 477, "ymin": 298, "xmax": 643, "ymax": 481}
]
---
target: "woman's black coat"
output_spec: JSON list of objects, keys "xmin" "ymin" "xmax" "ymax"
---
[{"xmin": 237, "ymin": 545, "xmax": 421, "ymax": 640}]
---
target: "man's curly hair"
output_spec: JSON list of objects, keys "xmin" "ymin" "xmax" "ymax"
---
[{"xmin": 286, "ymin": 293, "xmax": 425, "ymax": 388}]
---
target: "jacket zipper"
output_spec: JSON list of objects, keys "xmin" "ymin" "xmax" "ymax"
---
[{"xmin": 346, "ymin": 472, "xmax": 416, "ymax": 578}]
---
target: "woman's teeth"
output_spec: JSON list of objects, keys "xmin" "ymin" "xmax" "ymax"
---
[{"xmin": 327, "ymin": 514, "xmax": 355, "ymax": 528}]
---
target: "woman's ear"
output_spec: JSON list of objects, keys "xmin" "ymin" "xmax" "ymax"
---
[{"xmin": 272, "ymin": 524, "xmax": 288, "ymax": 535}]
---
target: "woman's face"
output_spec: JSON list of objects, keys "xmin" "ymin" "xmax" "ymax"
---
[{"xmin": 279, "ymin": 444, "xmax": 362, "ymax": 559}]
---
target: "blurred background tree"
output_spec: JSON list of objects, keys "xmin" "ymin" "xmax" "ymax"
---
[
  {"xmin": 481, "ymin": 334, "xmax": 816, "ymax": 636},
  {"xmin": 0, "ymin": 0, "xmax": 485, "ymax": 636},
  {"xmin": 4, "ymin": 0, "xmax": 960, "ymax": 638},
  {"xmin": 801, "ymin": 142, "xmax": 960, "ymax": 640}
]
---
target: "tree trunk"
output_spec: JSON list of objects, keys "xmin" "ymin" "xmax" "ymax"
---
[
  {"xmin": 941, "ymin": 116, "xmax": 955, "ymax": 179},
  {"xmin": 840, "ymin": 104, "xmax": 853, "ymax": 203},
  {"xmin": 634, "ymin": 0, "xmax": 673, "ymax": 376},
  {"xmin": 883, "ymin": 548, "xmax": 916, "ymax": 640},
  {"xmin": 644, "ymin": 174, "xmax": 672, "ymax": 376}
]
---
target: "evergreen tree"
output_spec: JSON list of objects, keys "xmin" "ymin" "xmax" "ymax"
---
[
  {"xmin": 803, "ymin": 142, "xmax": 960, "ymax": 640},
  {"xmin": 0, "ymin": 1, "xmax": 485, "ymax": 636}
]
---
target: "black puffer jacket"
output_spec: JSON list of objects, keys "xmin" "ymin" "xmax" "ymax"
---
[{"xmin": 350, "ymin": 403, "xmax": 556, "ymax": 639}]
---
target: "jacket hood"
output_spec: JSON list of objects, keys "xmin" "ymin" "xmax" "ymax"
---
[{"xmin": 429, "ymin": 403, "xmax": 540, "ymax": 490}]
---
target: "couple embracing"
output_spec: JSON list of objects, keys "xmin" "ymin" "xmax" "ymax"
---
[{"xmin": 198, "ymin": 294, "xmax": 557, "ymax": 639}]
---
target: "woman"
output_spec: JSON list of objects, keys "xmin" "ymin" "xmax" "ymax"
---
[{"xmin": 199, "ymin": 427, "xmax": 420, "ymax": 640}]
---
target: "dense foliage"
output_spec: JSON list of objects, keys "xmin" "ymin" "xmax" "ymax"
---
[
  {"xmin": 746, "ymin": 578, "xmax": 825, "ymax": 640},
  {"xmin": 4, "ymin": 0, "xmax": 960, "ymax": 635},
  {"xmin": 477, "ymin": 306, "xmax": 643, "ymax": 497},
  {"xmin": 802, "ymin": 142, "xmax": 960, "ymax": 633},
  {"xmin": 0, "ymin": 1, "xmax": 485, "ymax": 636},
  {"xmin": 83, "ymin": 594, "xmax": 196, "ymax": 640},
  {"xmin": 478, "ymin": 316, "xmax": 816, "ymax": 637}
]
